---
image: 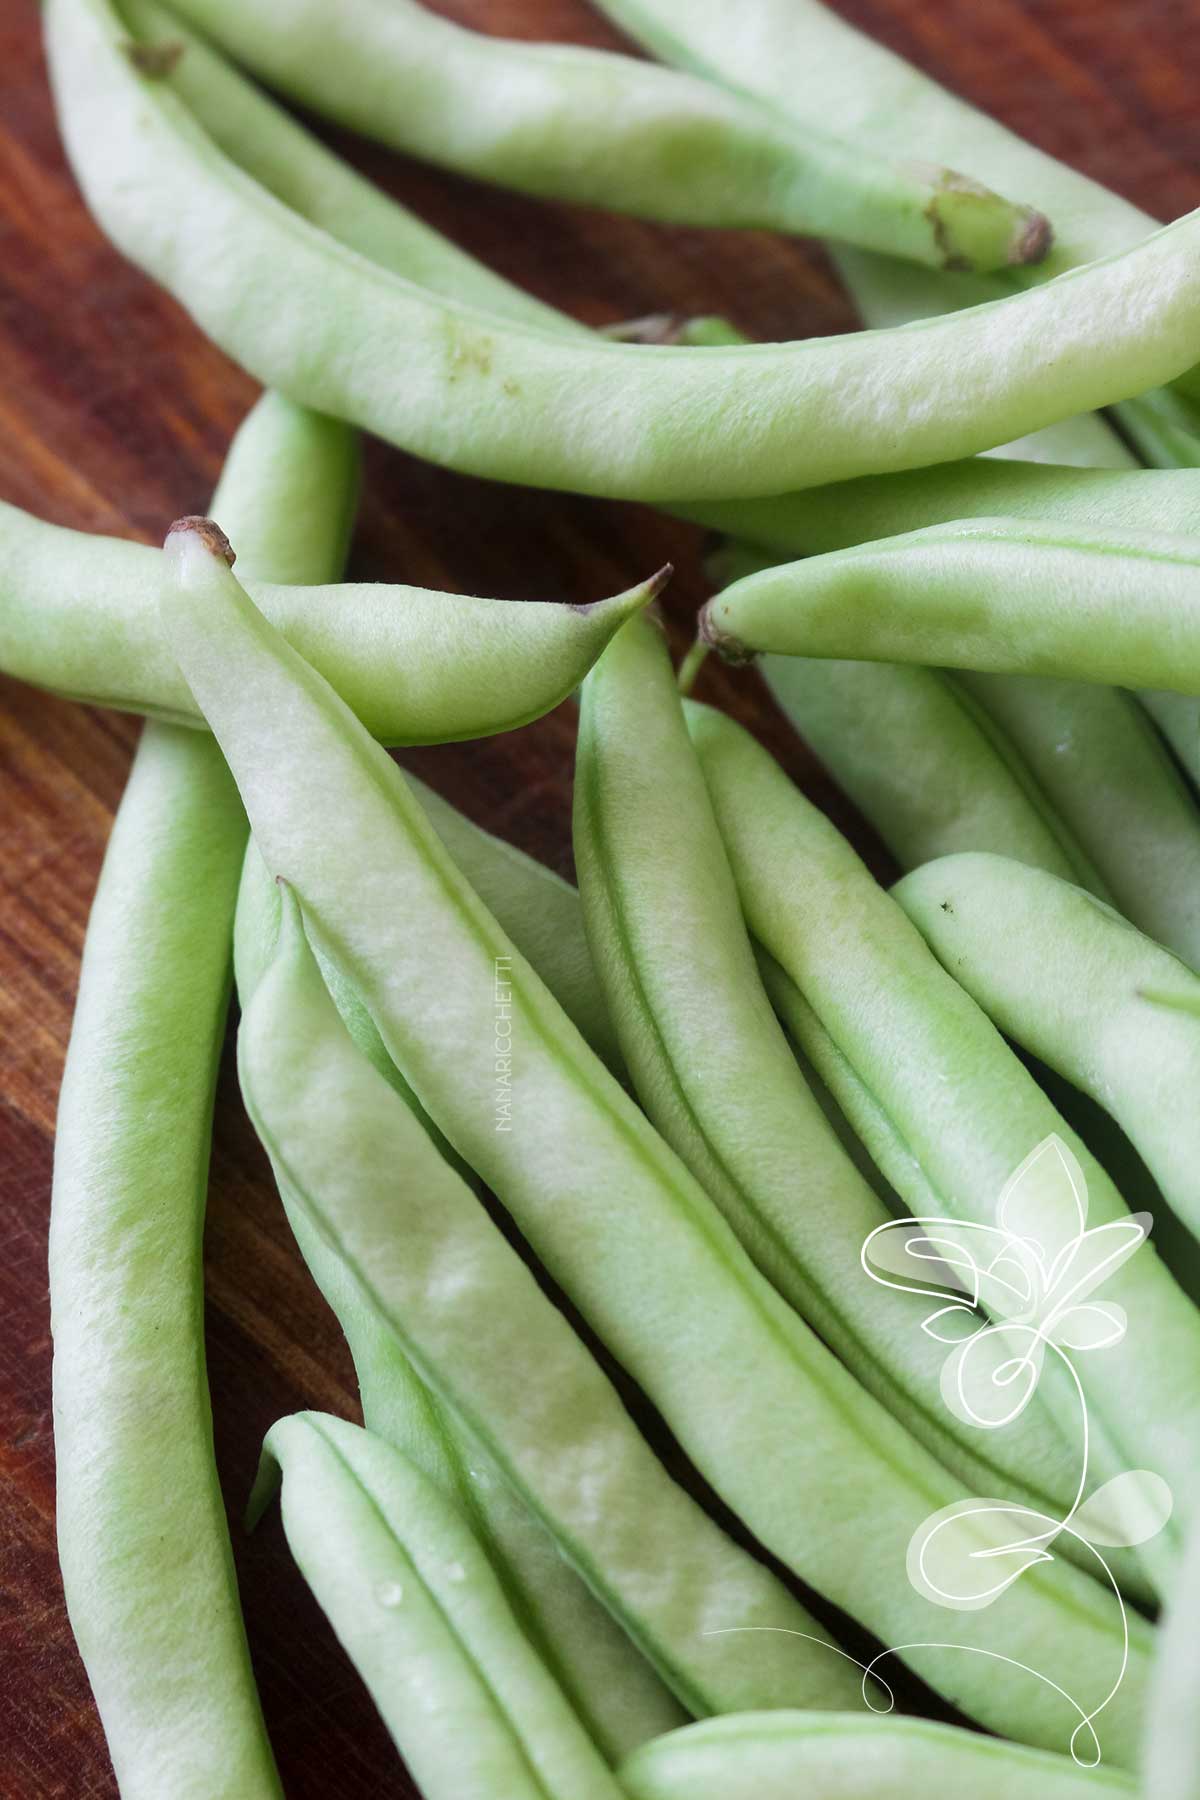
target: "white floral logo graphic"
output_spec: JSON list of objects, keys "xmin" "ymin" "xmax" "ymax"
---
[{"xmin": 862, "ymin": 1134, "xmax": 1171, "ymax": 1765}]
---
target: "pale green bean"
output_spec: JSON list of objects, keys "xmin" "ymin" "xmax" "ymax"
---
[
  {"xmin": 250, "ymin": 1412, "xmax": 624, "ymax": 1799},
  {"xmin": 0, "ymin": 496, "xmax": 663, "ymax": 742},
  {"xmin": 701, "ymin": 520, "xmax": 1200, "ymax": 696},
  {"xmin": 43, "ymin": 0, "xmax": 1200, "ymax": 503},
  {"xmin": 48, "ymin": 391, "xmax": 354, "ymax": 1799},
  {"xmin": 895, "ymin": 853, "xmax": 1200, "ymax": 1241},
  {"xmin": 619, "ymin": 1712, "xmax": 1137, "ymax": 1799},
  {"xmin": 238, "ymin": 888, "xmax": 846, "ymax": 1720},
  {"xmin": 574, "ymin": 612, "xmax": 1081, "ymax": 1511},
  {"xmin": 686, "ymin": 698, "xmax": 1200, "ymax": 1570},
  {"xmin": 159, "ymin": 514, "xmax": 1150, "ymax": 1759},
  {"xmin": 165, "ymin": 0, "xmax": 1049, "ymax": 271}
]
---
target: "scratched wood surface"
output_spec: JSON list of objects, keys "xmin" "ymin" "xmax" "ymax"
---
[{"xmin": 2, "ymin": 0, "xmax": 1198, "ymax": 1792}]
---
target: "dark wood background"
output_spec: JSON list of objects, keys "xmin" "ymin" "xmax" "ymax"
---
[{"xmin": 2, "ymin": 0, "xmax": 1198, "ymax": 1792}]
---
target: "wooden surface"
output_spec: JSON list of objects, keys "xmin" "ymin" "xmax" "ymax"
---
[{"xmin": 2, "ymin": 0, "xmax": 1198, "ymax": 1792}]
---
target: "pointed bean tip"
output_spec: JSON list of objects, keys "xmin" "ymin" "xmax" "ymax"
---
[
  {"xmin": 647, "ymin": 562, "xmax": 674, "ymax": 601},
  {"xmin": 165, "ymin": 515, "xmax": 236, "ymax": 566}
]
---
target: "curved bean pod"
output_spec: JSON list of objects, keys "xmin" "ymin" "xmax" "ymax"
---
[
  {"xmin": 164, "ymin": 0, "xmax": 1048, "ymax": 272},
  {"xmin": 250, "ymin": 1412, "xmax": 624, "ymax": 1799},
  {"xmin": 592, "ymin": 0, "xmax": 1146, "ymax": 276},
  {"xmin": 1142, "ymin": 1524, "xmax": 1200, "ymax": 1800},
  {"xmin": 701, "ymin": 520, "xmax": 1200, "ymax": 695},
  {"xmin": 574, "ymin": 613, "xmax": 1080, "ymax": 1510},
  {"xmin": 43, "ymin": 0, "xmax": 1200, "ymax": 503},
  {"xmin": 685, "ymin": 699, "xmax": 1200, "ymax": 1567},
  {"xmin": 161, "ymin": 515, "xmax": 1148, "ymax": 1760},
  {"xmin": 48, "ymin": 391, "xmax": 355, "ymax": 1800},
  {"xmin": 51, "ymin": 729, "xmax": 268, "ymax": 1800},
  {"xmin": 619, "ymin": 1712, "xmax": 1136, "ymax": 1799},
  {"xmin": 239, "ymin": 890, "xmax": 840, "ymax": 1721},
  {"xmin": 0, "ymin": 497, "xmax": 663, "ymax": 742},
  {"xmin": 894, "ymin": 854, "xmax": 1200, "ymax": 1242}
]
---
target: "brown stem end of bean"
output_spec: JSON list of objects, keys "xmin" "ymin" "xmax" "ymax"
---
[
  {"xmin": 697, "ymin": 601, "xmax": 754, "ymax": 666},
  {"xmin": 166, "ymin": 516, "xmax": 237, "ymax": 567},
  {"xmin": 1011, "ymin": 208, "xmax": 1054, "ymax": 266}
]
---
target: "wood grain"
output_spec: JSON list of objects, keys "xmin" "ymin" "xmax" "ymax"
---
[{"xmin": 1, "ymin": 1, "xmax": 1196, "ymax": 1792}]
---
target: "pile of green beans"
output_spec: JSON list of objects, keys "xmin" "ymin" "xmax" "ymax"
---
[{"xmin": 24, "ymin": 0, "xmax": 1200, "ymax": 1791}]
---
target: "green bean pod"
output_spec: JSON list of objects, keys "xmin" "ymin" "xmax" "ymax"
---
[
  {"xmin": 685, "ymin": 699, "xmax": 1200, "ymax": 1568},
  {"xmin": 161, "ymin": 514, "xmax": 1150, "ymax": 1760},
  {"xmin": 0, "ymin": 497, "xmax": 663, "ymax": 742},
  {"xmin": 591, "ymin": 0, "xmax": 1147, "ymax": 275},
  {"xmin": 47, "ymin": 391, "xmax": 356, "ymax": 1799},
  {"xmin": 1142, "ymin": 1523, "xmax": 1200, "ymax": 1799},
  {"xmin": 43, "ymin": 0, "xmax": 1200, "ymax": 503},
  {"xmin": 574, "ymin": 613, "xmax": 1080, "ymax": 1511},
  {"xmin": 238, "ymin": 888, "xmax": 847, "ymax": 1720},
  {"xmin": 701, "ymin": 520, "xmax": 1200, "ymax": 695},
  {"xmin": 50, "ymin": 728, "xmax": 267, "ymax": 1800},
  {"xmin": 894, "ymin": 853, "xmax": 1200, "ymax": 1243},
  {"xmin": 619, "ymin": 1712, "xmax": 1137, "ymax": 1799},
  {"xmin": 164, "ymin": 0, "xmax": 1048, "ymax": 272},
  {"xmin": 250, "ymin": 1412, "xmax": 625, "ymax": 1799}
]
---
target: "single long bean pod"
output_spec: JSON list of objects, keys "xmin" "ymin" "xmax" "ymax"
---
[
  {"xmin": 48, "ymin": 391, "xmax": 355, "ymax": 1799},
  {"xmin": 685, "ymin": 700, "xmax": 1200, "ymax": 1566},
  {"xmin": 895, "ymin": 854, "xmax": 1200, "ymax": 1243},
  {"xmin": 43, "ymin": 0, "xmax": 1200, "ymax": 503},
  {"xmin": 591, "ymin": 0, "xmax": 1147, "ymax": 275},
  {"xmin": 574, "ymin": 613, "xmax": 1081, "ymax": 1510},
  {"xmin": 249, "ymin": 1412, "xmax": 625, "ymax": 1799},
  {"xmin": 701, "ymin": 520, "xmax": 1200, "ymax": 695},
  {"xmin": 238, "ymin": 892, "xmax": 847, "ymax": 1721},
  {"xmin": 0, "ymin": 498, "xmax": 663, "ymax": 742},
  {"xmin": 159, "ymin": 517, "xmax": 1150, "ymax": 1761},
  {"xmin": 1142, "ymin": 1523, "xmax": 1200, "ymax": 1800},
  {"xmin": 164, "ymin": 0, "xmax": 1049, "ymax": 272},
  {"xmin": 619, "ymin": 1712, "xmax": 1137, "ymax": 1800}
]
